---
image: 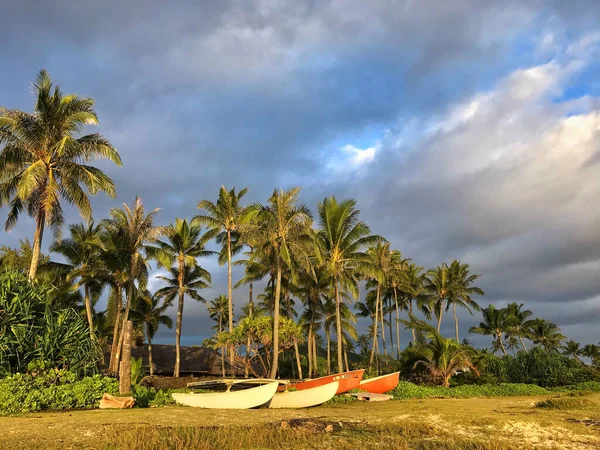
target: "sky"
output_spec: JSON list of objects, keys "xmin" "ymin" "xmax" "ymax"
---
[{"xmin": 1, "ymin": 0, "xmax": 599, "ymax": 349}]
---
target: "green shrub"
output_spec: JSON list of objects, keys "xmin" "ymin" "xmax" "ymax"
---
[
  {"xmin": 0, "ymin": 272, "xmax": 102, "ymax": 377},
  {"xmin": 0, "ymin": 369, "xmax": 118, "ymax": 415},
  {"xmin": 391, "ymin": 381, "xmax": 550, "ymax": 400},
  {"xmin": 550, "ymin": 381, "xmax": 600, "ymax": 393}
]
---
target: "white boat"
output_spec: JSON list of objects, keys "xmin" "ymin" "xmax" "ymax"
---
[
  {"xmin": 172, "ymin": 379, "xmax": 278, "ymax": 409},
  {"xmin": 269, "ymin": 380, "xmax": 339, "ymax": 409}
]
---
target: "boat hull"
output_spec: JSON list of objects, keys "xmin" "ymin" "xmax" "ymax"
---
[
  {"xmin": 358, "ymin": 371, "xmax": 400, "ymax": 394},
  {"xmin": 289, "ymin": 369, "xmax": 365, "ymax": 394},
  {"xmin": 172, "ymin": 381, "xmax": 278, "ymax": 409},
  {"xmin": 269, "ymin": 381, "xmax": 339, "ymax": 409}
]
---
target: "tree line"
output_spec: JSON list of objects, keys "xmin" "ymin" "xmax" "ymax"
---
[{"xmin": 1, "ymin": 71, "xmax": 598, "ymax": 381}]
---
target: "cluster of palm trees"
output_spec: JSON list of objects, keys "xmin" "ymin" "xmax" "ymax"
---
[{"xmin": 2, "ymin": 71, "xmax": 596, "ymax": 382}]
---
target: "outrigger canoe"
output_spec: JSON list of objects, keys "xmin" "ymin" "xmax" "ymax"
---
[
  {"xmin": 286, "ymin": 369, "xmax": 365, "ymax": 394},
  {"xmin": 269, "ymin": 380, "xmax": 339, "ymax": 409},
  {"xmin": 358, "ymin": 371, "xmax": 400, "ymax": 394},
  {"xmin": 172, "ymin": 379, "xmax": 278, "ymax": 409}
]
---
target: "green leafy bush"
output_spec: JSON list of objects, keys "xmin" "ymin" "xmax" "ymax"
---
[
  {"xmin": 0, "ymin": 369, "xmax": 118, "ymax": 415},
  {"xmin": 0, "ymin": 271, "xmax": 102, "ymax": 376},
  {"xmin": 391, "ymin": 381, "xmax": 550, "ymax": 400}
]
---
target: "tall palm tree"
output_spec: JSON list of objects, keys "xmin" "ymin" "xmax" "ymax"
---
[
  {"xmin": 385, "ymin": 251, "xmax": 409, "ymax": 359},
  {"xmin": 316, "ymin": 196, "xmax": 382, "ymax": 373},
  {"xmin": 147, "ymin": 219, "xmax": 215, "ymax": 377},
  {"xmin": 469, "ymin": 305, "xmax": 516, "ymax": 355},
  {"xmin": 0, "ymin": 70, "xmax": 121, "ymax": 280},
  {"xmin": 505, "ymin": 302, "xmax": 534, "ymax": 352},
  {"xmin": 156, "ymin": 264, "xmax": 211, "ymax": 377},
  {"xmin": 424, "ymin": 264, "xmax": 452, "ymax": 333},
  {"xmin": 529, "ymin": 318, "xmax": 565, "ymax": 352},
  {"xmin": 208, "ymin": 294, "xmax": 230, "ymax": 377},
  {"xmin": 245, "ymin": 188, "xmax": 314, "ymax": 378},
  {"xmin": 562, "ymin": 340, "xmax": 583, "ymax": 362},
  {"xmin": 130, "ymin": 290, "xmax": 173, "ymax": 376},
  {"xmin": 103, "ymin": 197, "xmax": 161, "ymax": 372},
  {"xmin": 197, "ymin": 186, "xmax": 251, "ymax": 369},
  {"xmin": 356, "ymin": 334, "xmax": 370, "ymax": 357},
  {"xmin": 48, "ymin": 222, "xmax": 105, "ymax": 338},
  {"xmin": 447, "ymin": 260, "xmax": 484, "ymax": 342},
  {"xmin": 398, "ymin": 263, "xmax": 429, "ymax": 344}
]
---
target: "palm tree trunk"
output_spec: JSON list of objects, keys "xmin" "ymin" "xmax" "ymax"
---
[
  {"xmin": 519, "ymin": 336, "xmax": 528, "ymax": 352},
  {"xmin": 269, "ymin": 261, "xmax": 282, "ymax": 378},
  {"xmin": 436, "ymin": 298, "xmax": 444, "ymax": 332},
  {"xmin": 312, "ymin": 334, "xmax": 318, "ymax": 376},
  {"xmin": 220, "ymin": 316, "xmax": 225, "ymax": 377},
  {"xmin": 227, "ymin": 230, "xmax": 235, "ymax": 375},
  {"xmin": 28, "ymin": 209, "xmax": 45, "ymax": 281},
  {"xmin": 497, "ymin": 333, "xmax": 508, "ymax": 356},
  {"xmin": 326, "ymin": 327, "xmax": 331, "ymax": 375},
  {"xmin": 84, "ymin": 285, "xmax": 94, "ymax": 340},
  {"xmin": 388, "ymin": 301, "xmax": 394, "ymax": 358},
  {"xmin": 453, "ymin": 303, "xmax": 459, "ymax": 342},
  {"xmin": 174, "ymin": 290, "xmax": 184, "ymax": 377},
  {"xmin": 409, "ymin": 300, "xmax": 416, "ymax": 344},
  {"xmin": 148, "ymin": 335, "xmax": 154, "ymax": 376},
  {"xmin": 287, "ymin": 294, "xmax": 303, "ymax": 379},
  {"xmin": 379, "ymin": 285, "xmax": 387, "ymax": 357},
  {"xmin": 115, "ymin": 278, "xmax": 135, "ymax": 369},
  {"xmin": 334, "ymin": 280, "xmax": 344, "ymax": 373},
  {"xmin": 344, "ymin": 345, "xmax": 350, "ymax": 372},
  {"xmin": 245, "ymin": 281, "xmax": 253, "ymax": 378},
  {"xmin": 394, "ymin": 289, "xmax": 400, "ymax": 359},
  {"xmin": 307, "ymin": 322, "xmax": 313, "ymax": 377},
  {"xmin": 109, "ymin": 284, "xmax": 123, "ymax": 373},
  {"xmin": 369, "ymin": 284, "xmax": 381, "ymax": 369}
]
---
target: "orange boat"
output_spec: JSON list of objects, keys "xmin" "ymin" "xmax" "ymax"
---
[
  {"xmin": 358, "ymin": 371, "xmax": 400, "ymax": 394},
  {"xmin": 287, "ymin": 369, "xmax": 365, "ymax": 394}
]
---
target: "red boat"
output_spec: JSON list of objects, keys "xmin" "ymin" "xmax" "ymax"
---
[
  {"xmin": 358, "ymin": 371, "xmax": 400, "ymax": 394},
  {"xmin": 287, "ymin": 369, "xmax": 365, "ymax": 394}
]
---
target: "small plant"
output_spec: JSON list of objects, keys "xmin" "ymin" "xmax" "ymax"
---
[
  {"xmin": 131, "ymin": 358, "xmax": 144, "ymax": 386},
  {"xmin": 535, "ymin": 397, "xmax": 592, "ymax": 410}
]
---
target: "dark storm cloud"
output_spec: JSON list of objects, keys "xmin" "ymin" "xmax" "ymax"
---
[{"xmin": 1, "ymin": 0, "xmax": 599, "ymax": 346}]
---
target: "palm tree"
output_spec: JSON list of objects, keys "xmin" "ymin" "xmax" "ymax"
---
[
  {"xmin": 447, "ymin": 260, "xmax": 483, "ymax": 342},
  {"xmin": 103, "ymin": 197, "xmax": 161, "ymax": 372},
  {"xmin": 505, "ymin": 302, "xmax": 534, "ymax": 351},
  {"xmin": 130, "ymin": 290, "xmax": 173, "ymax": 376},
  {"xmin": 147, "ymin": 219, "xmax": 215, "ymax": 377},
  {"xmin": 208, "ymin": 294, "xmax": 230, "ymax": 377},
  {"xmin": 316, "ymin": 196, "xmax": 382, "ymax": 373},
  {"xmin": 156, "ymin": 264, "xmax": 211, "ymax": 377},
  {"xmin": 413, "ymin": 328, "xmax": 479, "ymax": 387},
  {"xmin": 581, "ymin": 344, "xmax": 600, "ymax": 366},
  {"xmin": 398, "ymin": 263, "xmax": 429, "ymax": 344},
  {"xmin": 562, "ymin": 340, "xmax": 583, "ymax": 362},
  {"xmin": 48, "ymin": 222, "xmax": 105, "ymax": 338},
  {"xmin": 424, "ymin": 264, "xmax": 452, "ymax": 333},
  {"xmin": 245, "ymin": 188, "xmax": 314, "ymax": 378},
  {"xmin": 356, "ymin": 334, "xmax": 370, "ymax": 357},
  {"xmin": 0, "ymin": 70, "xmax": 121, "ymax": 280},
  {"xmin": 469, "ymin": 305, "xmax": 516, "ymax": 355},
  {"xmin": 355, "ymin": 290, "xmax": 379, "ymax": 359},
  {"xmin": 529, "ymin": 318, "xmax": 565, "ymax": 352},
  {"xmin": 197, "ymin": 186, "xmax": 251, "ymax": 369}
]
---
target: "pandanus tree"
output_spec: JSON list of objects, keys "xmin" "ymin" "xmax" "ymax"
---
[
  {"xmin": 469, "ymin": 305, "xmax": 516, "ymax": 355},
  {"xmin": 316, "ymin": 196, "xmax": 382, "ymax": 373},
  {"xmin": 0, "ymin": 70, "xmax": 121, "ymax": 280},
  {"xmin": 147, "ymin": 219, "xmax": 215, "ymax": 377},
  {"xmin": 245, "ymin": 188, "xmax": 314, "ymax": 378},
  {"xmin": 103, "ymin": 197, "xmax": 161, "ymax": 373},
  {"xmin": 197, "ymin": 186, "xmax": 251, "ymax": 369},
  {"xmin": 446, "ymin": 260, "xmax": 484, "ymax": 342},
  {"xmin": 130, "ymin": 290, "xmax": 173, "ymax": 376},
  {"xmin": 48, "ymin": 222, "xmax": 105, "ymax": 339},
  {"xmin": 156, "ymin": 264, "xmax": 211, "ymax": 377}
]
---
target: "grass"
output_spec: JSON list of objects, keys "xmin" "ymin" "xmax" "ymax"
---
[
  {"xmin": 1, "ymin": 393, "xmax": 599, "ymax": 449},
  {"xmin": 535, "ymin": 397, "xmax": 593, "ymax": 410}
]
